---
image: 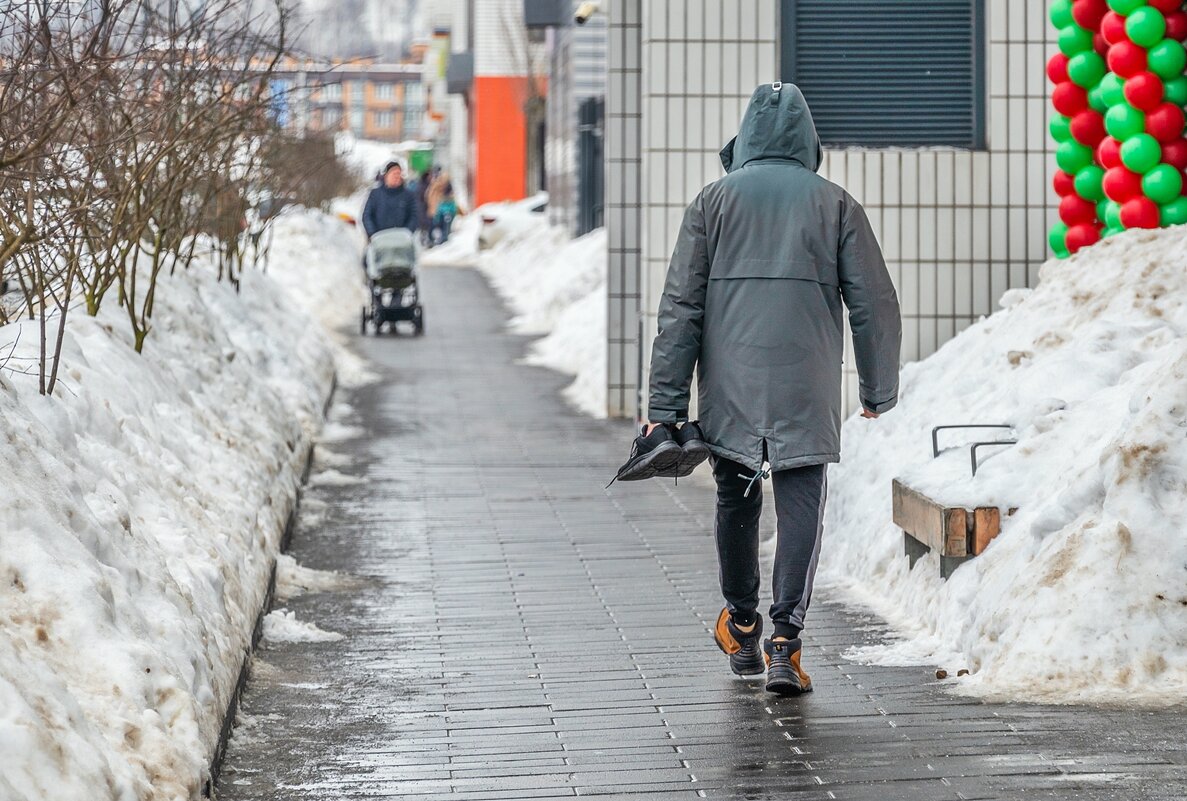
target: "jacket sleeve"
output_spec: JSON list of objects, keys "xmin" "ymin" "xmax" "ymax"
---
[
  {"xmin": 837, "ymin": 196, "xmax": 902, "ymax": 414},
  {"xmin": 362, "ymin": 190, "xmax": 378, "ymax": 238},
  {"xmin": 647, "ymin": 195, "xmax": 711, "ymax": 423}
]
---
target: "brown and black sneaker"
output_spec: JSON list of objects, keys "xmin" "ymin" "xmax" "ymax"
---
[
  {"xmin": 763, "ymin": 638, "xmax": 813, "ymax": 695},
  {"xmin": 713, "ymin": 608, "xmax": 765, "ymax": 676}
]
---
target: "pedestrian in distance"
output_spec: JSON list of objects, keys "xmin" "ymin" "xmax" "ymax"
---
[
  {"xmin": 612, "ymin": 82, "xmax": 902, "ymax": 695},
  {"xmin": 429, "ymin": 178, "xmax": 463, "ymax": 246},
  {"xmin": 362, "ymin": 161, "xmax": 420, "ymax": 243}
]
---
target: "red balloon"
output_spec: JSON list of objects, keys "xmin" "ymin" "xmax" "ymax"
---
[
  {"xmin": 1047, "ymin": 53, "xmax": 1070, "ymax": 84},
  {"xmin": 1101, "ymin": 11, "xmax": 1129, "ymax": 46},
  {"xmin": 1060, "ymin": 194, "xmax": 1099, "ymax": 226},
  {"xmin": 1103, "ymin": 167, "xmax": 1144, "ymax": 203},
  {"xmin": 1054, "ymin": 170, "xmax": 1079, "ymax": 197},
  {"xmin": 1161, "ymin": 138, "xmax": 1187, "ymax": 170},
  {"xmin": 1121, "ymin": 196, "xmax": 1161, "ymax": 229},
  {"xmin": 1166, "ymin": 11, "xmax": 1187, "ymax": 42},
  {"xmin": 1093, "ymin": 32, "xmax": 1110, "ymax": 57},
  {"xmin": 1073, "ymin": 0, "xmax": 1109, "ymax": 30},
  {"xmin": 1066, "ymin": 223, "xmax": 1102, "ymax": 254},
  {"xmin": 1097, "ymin": 137, "xmax": 1124, "ymax": 170},
  {"xmin": 1148, "ymin": 0, "xmax": 1181, "ymax": 12},
  {"xmin": 1071, "ymin": 110, "xmax": 1108, "ymax": 146},
  {"xmin": 1108, "ymin": 40, "xmax": 1148, "ymax": 79},
  {"xmin": 1053, "ymin": 82, "xmax": 1090, "ymax": 116},
  {"xmin": 1147, "ymin": 103, "xmax": 1187, "ymax": 143},
  {"xmin": 1124, "ymin": 72, "xmax": 1165, "ymax": 112}
]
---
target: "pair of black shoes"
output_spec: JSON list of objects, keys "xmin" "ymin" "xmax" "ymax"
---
[{"xmin": 611, "ymin": 422, "xmax": 710, "ymax": 483}]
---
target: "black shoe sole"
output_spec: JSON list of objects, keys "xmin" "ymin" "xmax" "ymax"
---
[
  {"xmin": 615, "ymin": 440, "xmax": 682, "ymax": 481},
  {"xmin": 730, "ymin": 654, "xmax": 766, "ymax": 676},
  {"xmin": 765, "ymin": 670, "xmax": 812, "ymax": 695},
  {"xmin": 674, "ymin": 441, "xmax": 711, "ymax": 478}
]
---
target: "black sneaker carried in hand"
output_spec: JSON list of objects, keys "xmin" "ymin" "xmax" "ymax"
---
[
  {"xmin": 763, "ymin": 638, "xmax": 813, "ymax": 695},
  {"xmin": 609, "ymin": 424, "xmax": 682, "ymax": 483},
  {"xmin": 713, "ymin": 608, "xmax": 765, "ymax": 676},
  {"xmin": 664, "ymin": 421, "xmax": 711, "ymax": 478}
]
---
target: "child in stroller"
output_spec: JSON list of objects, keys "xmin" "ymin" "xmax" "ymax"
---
[{"xmin": 361, "ymin": 228, "xmax": 424, "ymax": 336}]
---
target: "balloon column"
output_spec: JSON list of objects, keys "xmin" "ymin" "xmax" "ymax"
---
[{"xmin": 1049, "ymin": 0, "xmax": 1187, "ymax": 257}]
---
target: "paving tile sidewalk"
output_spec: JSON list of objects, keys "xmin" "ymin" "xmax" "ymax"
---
[{"xmin": 218, "ymin": 266, "xmax": 1187, "ymax": 800}]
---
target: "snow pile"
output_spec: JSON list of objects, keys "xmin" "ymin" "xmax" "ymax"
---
[
  {"xmin": 0, "ymin": 209, "xmax": 364, "ymax": 798},
  {"xmin": 825, "ymin": 226, "xmax": 1187, "ymax": 704},
  {"xmin": 423, "ymin": 206, "xmax": 608, "ymax": 417},
  {"xmin": 261, "ymin": 609, "xmax": 343, "ymax": 644},
  {"xmin": 275, "ymin": 554, "xmax": 359, "ymax": 601}
]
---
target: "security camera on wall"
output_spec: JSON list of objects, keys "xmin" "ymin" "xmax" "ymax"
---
[{"xmin": 575, "ymin": 1, "xmax": 600, "ymax": 25}]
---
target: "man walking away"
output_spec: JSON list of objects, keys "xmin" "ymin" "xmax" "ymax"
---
[
  {"xmin": 363, "ymin": 161, "xmax": 420, "ymax": 241},
  {"xmin": 643, "ymin": 82, "xmax": 902, "ymax": 695}
]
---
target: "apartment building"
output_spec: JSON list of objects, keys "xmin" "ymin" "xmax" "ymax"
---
[{"xmin": 270, "ymin": 60, "xmax": 426, "ymax": 142}]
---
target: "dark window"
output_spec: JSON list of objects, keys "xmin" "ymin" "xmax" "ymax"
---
[{"xmin": 780, "ymin": 0, "xmax": 986, "ymax": 149}]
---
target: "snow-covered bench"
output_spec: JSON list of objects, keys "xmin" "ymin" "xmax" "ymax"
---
[{"xmin": 892, "ymin": 478, "xmax": 1006, "ymax": 578}]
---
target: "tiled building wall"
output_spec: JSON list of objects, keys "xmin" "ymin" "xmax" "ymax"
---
[
  {"xmin": 606, "ymin": 0, "xmax": 1057, "ymax": 419},
  {"xmin": 604, "ymin": 1, "xmax": 642, "ymax": 418}
]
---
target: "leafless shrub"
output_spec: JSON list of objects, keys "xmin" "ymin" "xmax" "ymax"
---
[{"xmin": 0, "ymin": 0, "xmax": 352, "ymax": 393}]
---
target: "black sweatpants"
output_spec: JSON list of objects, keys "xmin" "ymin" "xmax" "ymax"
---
[{"xmin": 711, "ymin": 454, "xmax": 827, "ymax": 640}]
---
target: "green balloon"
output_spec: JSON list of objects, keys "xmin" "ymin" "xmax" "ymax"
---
[
  {"xmin": 1088, "ymin": 84, "xmax": 1109, "ymax": 113},
  {"xmin": 1049, "ymin": 222, "xmax": 1071, "ymax": 257},
  {"xmin": 1076, "ymin": 165, "xmax": 1108, "ymax": 201},
  {"xmin": 1164, "ymin": 76, "xmax": 1187, "ymax": 105},
  {"xmin": 1127, "ymin": 7, "xmax": 1167, "ymax": 49},
  {"xmin": 1057, "ymin": 140, "xmax": 1096, "ymax": 173},
  {"xmin": 1148, "ymin": 39, "xmax": 1187, "ymax": 79},
  {"xmin": 1108, "ymin": 0, "xmax": 1148, "ymax": 14},
  {"xmin": 1068, "ymin": 51, "xmax": 1108, "ymax": 88},
  {"xmin": 1099, "ymin": 72, "xmax": 1127, "ymax": 107},
  {"xmin": 1050, "ymin": 114, "xmax": 1074, "ymax": 142},
  {"xmin": 1097, "ymin": 198, "xmax": 1112, "ymax": 220},
  {"xmin": 1120, "ymin": 133, "xmax": 1163, "ymax": 173},
  {"xmin": 1103, "ymin": 200, "xmax": 1124, "ymax": 230},
  {"xmin": 1050, "ymin": 0, "xmax": 1074, "ymax": 29},
  {"xmin": 1106, "ymin": 103, "xmax": 1146, "ymax": 140},
  {"xmin": 1160, "ymin": 196, "xmax": 1187, "ymax": 225},
  {"xmin": 1142, "ymin": 163, "xmax": 1183, "ymax": 203},
  {"xmin": 1059, "ymin": 24, "xmax": 1095, "ymax": 57}
]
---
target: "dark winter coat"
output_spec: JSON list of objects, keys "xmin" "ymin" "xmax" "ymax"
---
[
  {"xmin": 647, "ymin": 83, "xmax": 902, "ymax": 472},
  {"xmin": 362, "ymin": 184, "xmax": 420, "ymax": 238}
]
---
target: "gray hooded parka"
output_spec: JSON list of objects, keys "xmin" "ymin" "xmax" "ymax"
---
[{"xmin": 648, "ymin": 83, "xmax": 902, "ymax": 473}]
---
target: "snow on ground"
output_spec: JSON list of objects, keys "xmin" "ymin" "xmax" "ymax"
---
[
  {"xmin": 423, "ymin": 204, "xmax": 608, "ymax": 417},
  {"xmin": 275, "ymin": 554, "xmax": 359, "ymax": 602},
  {"xmin": 0, "ymin": 208, "xmax": 366, "ymax": 799},
  {"xmin": 823, "ymin": 226, "xmax": 1187, "ymax": 705},
  {"xmin": 261, "ymin": 609, "xmax": 343, "ymax": 645}
]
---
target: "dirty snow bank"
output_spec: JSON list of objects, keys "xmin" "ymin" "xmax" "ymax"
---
[
  {"xmin": 0, "ymin": 208, "xmax": 365, "ymax": 799},
  {"xmin": 424, "ymin": 208, "xmax": 608, "ymax": 417},
  {"xmin": 825, "ymin": 226, "xmax": 1187, "ymax": 705}
]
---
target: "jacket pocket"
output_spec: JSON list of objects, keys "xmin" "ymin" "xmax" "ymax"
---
[{"xmin": 709, "ymin": 258, "xmax": 838, "ymax": 287}]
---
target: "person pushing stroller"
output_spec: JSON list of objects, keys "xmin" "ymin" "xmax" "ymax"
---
[{"xmin": 363, "ymin": 161, "xmax": 420, "ymax": 243}]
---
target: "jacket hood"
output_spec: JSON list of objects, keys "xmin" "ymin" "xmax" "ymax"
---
[{"xmin": 720, "ymin": 83, "xmax": 822, "ymax": 174}]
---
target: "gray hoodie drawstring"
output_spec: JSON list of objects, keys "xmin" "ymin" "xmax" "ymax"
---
[{"xmin": 739, "ymin": 465, "xmax": 771, "ymax": 498}]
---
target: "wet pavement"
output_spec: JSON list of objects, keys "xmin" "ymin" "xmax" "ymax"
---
[{"xmin": 218, "ymin": 265, "xmax": 1187, "ymax": 800}]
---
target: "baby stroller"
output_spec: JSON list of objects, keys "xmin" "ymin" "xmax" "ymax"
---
[{"xmin": 361, "ymin": 228, "xmax": 424, "ymax": 336}]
